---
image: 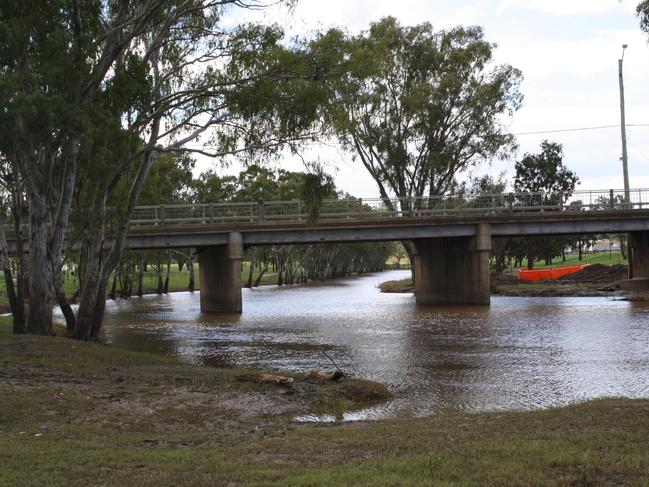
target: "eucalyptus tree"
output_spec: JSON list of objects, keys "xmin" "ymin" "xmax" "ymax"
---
[
  {"xmin": 0, "ymin": 0, "xmax": 326, "ymax": 338},
  {"xmin": 314, "ymin": 17, "xmax": 522, "ymax": 205},
  {"xmin": 514, "ymin": 141, "xmax": 578, "ymax": 198},
  {"xmin": 190, "ymin": 171, "xmax": 238, "ymax": 203},
  {"xmin": 309, "ymin": 17, "xmax": 522, "ymax": 266}
]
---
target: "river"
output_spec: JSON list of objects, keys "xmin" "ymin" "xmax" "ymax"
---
[{"xmin": 82, "ymin": 270, "xmax": 649, "ymax": 420}]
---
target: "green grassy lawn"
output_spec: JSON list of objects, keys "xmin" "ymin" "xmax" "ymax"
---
[
  {"xmin": 517, "ymin": 251, "xmax": 627, "ymax": 270},
  {"xmin": 1, "ymin": 316, "xmax": 648, "ymax": 486}
]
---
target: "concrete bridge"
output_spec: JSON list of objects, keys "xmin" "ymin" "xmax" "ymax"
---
[{"xmin": 6, "ymin": 188, "xmax": 649, "ymax": 312}]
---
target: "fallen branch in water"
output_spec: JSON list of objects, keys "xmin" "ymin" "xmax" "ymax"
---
[{"xmin": 322, "ymin": 350, "xmax": 343, "ymax": 374}]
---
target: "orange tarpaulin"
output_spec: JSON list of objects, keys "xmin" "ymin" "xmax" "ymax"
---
[{"xmin": 517, "ymin": 264, "xmax": 590, "ymax": 282}]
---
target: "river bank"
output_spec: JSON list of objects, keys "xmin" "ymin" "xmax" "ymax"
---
[
  {"xmin": 1, "ymin": 316, "xmax": 648, "ymax": 486},
  {"xmin": 380, "ymin": 264, "xmax": 629, "ymax": 298}
]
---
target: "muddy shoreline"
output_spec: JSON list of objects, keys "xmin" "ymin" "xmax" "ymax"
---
[{"xmin": 381, "ymin": 264, "xmax": 630, "ymax": 298}]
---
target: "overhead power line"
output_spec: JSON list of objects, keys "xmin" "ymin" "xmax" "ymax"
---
[
  {"xmin": 628, "ymin": 135, "xmax": 649, "ymax": 164},
  {"xmin": 180, "ymin": 123, "xmax": 649, "ymax": 150},
  {"xmin": 514, "ymin": 124, "xmax": 649, "ymax": 136}
]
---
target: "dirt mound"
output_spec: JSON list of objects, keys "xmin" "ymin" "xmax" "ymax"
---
[
  {"xmin": 490, "ymin": 272, "xmax": 520, "ymax": 286},
  {"xmin": 559, "ymin": 264, "xmax": 628, "ymax": 283}
]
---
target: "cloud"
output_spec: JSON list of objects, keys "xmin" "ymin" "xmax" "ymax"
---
[
  {"xmin": 221, "ymin": 0, "xmax": 649, "ymax": 195},
  {"xmin": 498, "ymin": 0, "xmax": 637, "ymax": 16}
]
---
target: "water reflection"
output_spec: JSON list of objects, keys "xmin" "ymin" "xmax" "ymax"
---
[{"xmin": 67, "ymin": 270, "xmax": 649, "ymax": 419}]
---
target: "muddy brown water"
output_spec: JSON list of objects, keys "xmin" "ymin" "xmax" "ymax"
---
[{"xmin": 60, "ymin": 270, "xmax": 649, "ymax": 420}]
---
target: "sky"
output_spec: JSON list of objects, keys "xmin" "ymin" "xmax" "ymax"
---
[{"xmin": 198, "ymin": 0, "xmax": 649, "ymax": 198}]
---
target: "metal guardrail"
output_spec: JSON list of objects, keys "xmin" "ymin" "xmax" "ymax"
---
[{"xmin": 3, "ymin": 189, "xmax": 649, "ymax": 238}]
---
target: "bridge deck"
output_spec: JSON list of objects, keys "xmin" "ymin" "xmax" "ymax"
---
[
  {"xmin": 5, "ymin": 189, "xmax": 649, "ymax": 250},
  {"xmin": 123, "ymin": 209, "xmax": 649, "ymax": 249}
]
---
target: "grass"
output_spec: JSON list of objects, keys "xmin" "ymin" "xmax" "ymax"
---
[
  {"xmin": 515, "ymin": 251, "xmax": 627, "ymax": 270},
  {"xmin": 1, "ymin": 316, "xmax": 649, "ymax": 486},
  {"xmin": 0, "ymin": 261, "xmax": 278, "ymax": 312}
]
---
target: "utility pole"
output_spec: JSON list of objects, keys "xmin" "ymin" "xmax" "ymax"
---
[
  {"xmin": 619, "ymin": 44, "xmax": 633, "ymax": 279},
  {"xmin": 619, "ymin": 44, "xmax": 631, "ymax": 207}
]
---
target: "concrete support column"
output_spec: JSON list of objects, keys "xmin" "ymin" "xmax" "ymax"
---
[
  {"xmin": 623, "ymin": 231, "xmax": 649, "ymax": 300},
  {"xmin": 198, "ymin": 232, "xmax": 243, "ymax": 313},
  {"xmin": 413, "ymin": 223, "xmax": 491, "ymax": 305}
]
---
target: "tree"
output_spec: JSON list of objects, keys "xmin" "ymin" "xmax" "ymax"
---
[
  {"xmin": 638, "ymin": 1, "xmax": 649, "ymax": 32},
  {"xmin": 316, "ymin": 17, "xmax": 522, "ymax": 204},
  {"xmin": 1, "ymin": 0, "xmax": 322, "ymax": 338},
  {"xmin": 514, "ymin": 141, "xmax": 579, "ymax": 269},
  {"xmin": 234, "ymin": 165, "xmax": 279, "ymax": 202},
  {"xmin": 0, "ymin": 156, "xmax": 27, "ymax": 331},
  {"xmin": 514, "ymin": 141, "xmax": 578, "ymax": 197},
  {"xmin": 299, "ymin": 165, "xmax": 336, "ymax": 223},
  {"xmin": 191, "ymin": 172, "xmax": 237, "ymax": 204},
  {"xmin": 311, "ymin": 17, "xmax": 522, "ymax": 267},
  {"xmin": 138, "ymin": 153, "xmax": 195, "ymax": 206}
]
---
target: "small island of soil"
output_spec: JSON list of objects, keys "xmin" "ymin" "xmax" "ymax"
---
[{"xmin": 380, "ymin": 264, "xmax": 629, "ymax": 298}]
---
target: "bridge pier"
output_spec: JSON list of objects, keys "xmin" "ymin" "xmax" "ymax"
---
[
  {"xmin": 413, "ymin": 223, "xmax": 491, "ymax": 305},
  {"xmin": 624, "ymin": 231, "xmax": 649, "ymax": 300},
  {"xmin": 198, "ymin": 232, "xmax": 243, "ymax": 313}
]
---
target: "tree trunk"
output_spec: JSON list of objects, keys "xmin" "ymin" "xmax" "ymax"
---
[
  {"xmin": 109, "ymin": 272, "xmax": 118, "ymax": 300},
  {"xmin": 77, "ymin": 141, "xmax": 159, "ymax": 339},
  {"xmin": 74, "ymin": 204, "xmax": 106, "ymax": 340},
  {"xmin": 155, "ymin": 260, "xmax": 163, "ymax": 294},
  {"xmin": 277, "ymin": 263, "xmax": 284, "ymax": 286},
  {"xmin": 245, "ymin": 253, "xmax": 255, "ymax": 288},
  {"xmin": 526, "ymin": 237, "xmax": 534, "ymax": 270},
  {"xmin": 89, "ymin": 278, "xmax": 109, "ymax": 340},
  {"xmin": 578, "ymin": 240, "xmax": 583, "ymax": 261},
  {"xmin": 163, "ymin": 250, "xmax": 171, "ymax": 294},
  {"xmin": 187, "ymin": 251, "xmax": 195, "ymax": 292},
  {"xmin": 493, "ymin": 238, "xmax": 506, "ymax": 274},
  {"xmin": 253, "ymin": 263, "xmax": 269, "ymax": 287},
  {"xmin": 138, "ymin": 255, "xmax": 144, "ymax": 297},
  {"xmin": 402, "ymin": 240, "xmax": 416, "ymax": 283},
  {"xmin": 26, "ymin": 194, "xmax": 54, "ymax": 335},
  {"xmin": 9, "ymin": 203, "xmax": 26, "ymax": 331},
  {"xmin": 0, "ymin": 221, "xmax": 22, "ymax": 333},
  {"xmin": 55, "ymin": 270, "xmax": 76, "ymax": 334}
]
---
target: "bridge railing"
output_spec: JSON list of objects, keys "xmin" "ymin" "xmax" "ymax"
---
[{"xmin": 3, "ymin": 189, "xmax": 649, "ymax": 238}]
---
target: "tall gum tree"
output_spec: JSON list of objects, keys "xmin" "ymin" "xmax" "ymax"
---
[
  {"xmin": 0, "ymin": 0, "xmax": 327, "ymax": 338},
  {"xmin": 69, "ymin": 4, "xmax": 325, "ymax": 340},
  {"xmin": 310, "ymin": 17, "xmax": 523, "ymax": 266}
]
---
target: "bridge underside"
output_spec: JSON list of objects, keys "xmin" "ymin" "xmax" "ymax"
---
[
  {"xmin": 7, "ymin": 211, "xmax": 649, "ymax": 313},
  {"xmin": 624, "ymin": 231, "xmax": 649, "ymax": 299},
  {"xmin": 414, "ymin": 223, "xmax": 492, "ymax": 306},
  {"xmin": 198, "ymin": 232, "xmax": 243, "ymax": 313},
  {"xmin": 198, "ymin": 224, "xmax": 495, "ymax": 313}
]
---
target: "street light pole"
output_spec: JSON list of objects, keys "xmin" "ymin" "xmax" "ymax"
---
[{"xmin": 619, "ymin": 44, "xmax": 630, "ymax": 207}]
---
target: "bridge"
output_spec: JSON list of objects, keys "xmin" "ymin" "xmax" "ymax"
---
[{"xmin": 6, "ymin": 188, "xmax": 649, "ymax": 313}]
